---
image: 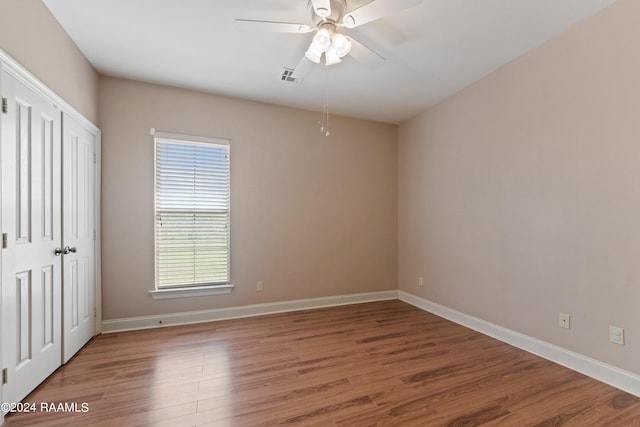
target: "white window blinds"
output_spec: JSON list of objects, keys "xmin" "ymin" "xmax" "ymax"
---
[{"xmin": 154, "ymin": 133, "xmax": 230, "ymax": 289}]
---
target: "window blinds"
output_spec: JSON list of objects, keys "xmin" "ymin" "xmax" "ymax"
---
[{"xmin": 154, "ymin": 134, "xmax": 230, "ymax": 289}]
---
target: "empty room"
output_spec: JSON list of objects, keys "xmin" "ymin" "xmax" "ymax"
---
[{"xmin": 0, "ymin": 0, "xmax": 639, "ymax": 425}]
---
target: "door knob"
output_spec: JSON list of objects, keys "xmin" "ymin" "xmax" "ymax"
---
[
  {"xmin": 54, "ymin": 247, "xmax": 64, "ymax": 256},
  {"xmin": 64, "ymin": 246, "xmax": 77, "ymax": 254}
]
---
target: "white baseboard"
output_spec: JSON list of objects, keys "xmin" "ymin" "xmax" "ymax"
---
[
  {"xmin": 398, "ymin": 290, "xmax": 640, "ymax": 398},
  {"xmin": 101, "ymin": 290, "xmax": 398, "ymax": 333}
]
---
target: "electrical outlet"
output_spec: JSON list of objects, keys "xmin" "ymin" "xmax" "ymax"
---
[
  {"xmin": 257, "ymin": 281, "xmax": 264, "ymax": 292},
  {"xmin": 609, "ymin": 326, "xmax": 624, "ymax": 345},
  {"xmin": 418, "ymin": 276, "xmax": 424, "ymax": 287},
  {"xmin": 558, "ymin": 313, "xmax": 570, "ymax": 329}
]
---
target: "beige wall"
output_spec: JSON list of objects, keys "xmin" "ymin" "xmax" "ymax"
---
[
  {"xmin": 398, "ymin": 0, "xmax": 640, "ymax": 374},
  {"xmin": 0, "ymin": 0, "xmax": 98, "ymax": 123},
  {"xmin": 99, "ymin": 76, "xmax": 397, "ymax": 320}
]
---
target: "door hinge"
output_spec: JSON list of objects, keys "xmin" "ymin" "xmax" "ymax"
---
[
  {"xmin": 2, "ymin": 368, "xmax": 7, "ymax": 385},
  {"xmin": 2, "ymin": 97, "xmax": 7, "ymax": 114},
  {"xmin": 93, "ymin": 151, "xmax": 97, "ymax": 164},
  {"xmin": 2, "ymin": 233, "xmax": 7, "ymax": 249},
  {"xmin": 93, "ymin": 229, "xmax": 96, "ymax": 241}
]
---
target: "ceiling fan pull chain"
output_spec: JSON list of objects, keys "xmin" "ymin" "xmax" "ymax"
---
[{"xmin": 322, "ymin": 67, "xmax": 331, "ymax": 137}]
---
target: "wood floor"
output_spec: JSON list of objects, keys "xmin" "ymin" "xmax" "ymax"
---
[{"xmin": 4, "ymin": 300, "xmax": 640, "ymax": 426}]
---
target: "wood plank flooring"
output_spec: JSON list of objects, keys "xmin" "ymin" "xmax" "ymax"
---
[{"xmin": 4, "ymin": 300, "xmax": 640, "ymax": 426}]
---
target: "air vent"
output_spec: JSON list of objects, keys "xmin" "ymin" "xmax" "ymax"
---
[{"xmin": 280, "ymin": 68, "xmax": 302, "ymax": 85}]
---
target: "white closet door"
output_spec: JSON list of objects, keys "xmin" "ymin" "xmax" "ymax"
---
[
  {"xmin": 1, "ymin": 70, "xmax": 62, "ymax": 404},
  {"xmin": 61, "ymin": 113, "xmax": 96, "ymax": 363}
]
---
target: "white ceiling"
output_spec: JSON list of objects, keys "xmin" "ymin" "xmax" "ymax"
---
[{"xmin": 42, "ymin": 0, "xmax": 616, "ymax": 124}]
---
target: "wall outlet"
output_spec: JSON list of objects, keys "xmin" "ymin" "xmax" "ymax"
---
[
  {"xmin": 257, "ymin": 281, "xmax": 264, "ymax": 292},
  {"xmin": 609, "ymin": 326, "xmax": 624, "ymax": 345},
  {"xmin": 558, "ymin": 313, "xmax": 570, "ymax": 329},
  {"xmin": 418, "ymin": 276, "xmax": 424, "ymax": 287}
]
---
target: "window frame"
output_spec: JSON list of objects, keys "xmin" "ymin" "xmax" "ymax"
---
[{"xmin": 149, "ymin": 130, "xmax": 233, "ymax": 299}]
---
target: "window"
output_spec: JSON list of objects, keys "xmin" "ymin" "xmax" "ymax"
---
[{"xmin": 151, "ymin": 131, "xmax": 232, "ymax": 298}]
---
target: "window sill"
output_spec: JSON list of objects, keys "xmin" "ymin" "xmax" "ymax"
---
[{"xmin": 149, "ymin": 284, "xmax": 234, "ymax": 300}]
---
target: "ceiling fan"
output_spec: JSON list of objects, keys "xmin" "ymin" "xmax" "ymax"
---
[{"xmin": 235, "ymin": 0, "xmax": 423, "ymax": 80}]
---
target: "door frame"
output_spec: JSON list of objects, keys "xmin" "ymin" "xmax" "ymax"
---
[{"xmin": 0, "ymin": 48, "xmax": 101, "ymax": 425}]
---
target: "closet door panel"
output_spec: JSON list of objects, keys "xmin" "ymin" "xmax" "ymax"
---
[
  {"xmin": 1, "ymin": 70, "xmax": 62, "ymax": 406},
  {"xmin": 62, "ymin": 112, "xmax": 96, "ymax": 363}
]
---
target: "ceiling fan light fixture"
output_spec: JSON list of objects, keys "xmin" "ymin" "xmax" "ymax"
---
[
  {"xmin": 305, "ymin": 43, "xmax": 323, "ymax": 63},
  {"xmin": 332, "ymin": 33, "xmax": 351, "ymax": 57},
  {"xmin": 325, "ymin": 46, "xmax": 342, "ymax": 65},
  {"xmin": 312, "ymin": 28, "xmax": 332, "ymax": 51}
]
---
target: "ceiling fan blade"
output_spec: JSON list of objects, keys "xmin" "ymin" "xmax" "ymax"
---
[
  {"xmin": 291, "ymin": 56, "xmax": 314, "ymax": 82},
  {"xmin": 347, "ymin": 37, "xmax": 385, "ymax": 67},
  {"xmin": 235, "ymin": 19, "xmax": 312, "ymax": 33},
  {"xmin": 310, "ymin": 0, "xmax": 331, "ymax": 18},
  {"xmin": 342, "ymin": 0, "xmax": 423, "ymax": 29}
]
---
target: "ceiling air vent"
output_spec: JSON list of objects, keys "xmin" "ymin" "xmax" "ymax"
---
[{"xmin": 280, "ymin": 68, "xmax": 302, "ymax": 85}]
